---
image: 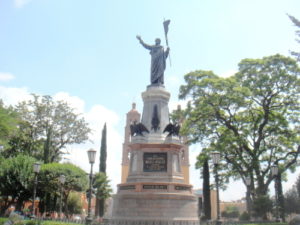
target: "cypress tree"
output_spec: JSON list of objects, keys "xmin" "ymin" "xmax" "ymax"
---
[
  {"xmin": 95, "ymin": 123, "xmax": 107, "ymax": 217},
  {"xmin": 203, "ymin": 159, "xmax": 211, "ymax": 220},
  {"xmin": 99, "ymin": 123, "xmax": 107, "ymax": 173}
]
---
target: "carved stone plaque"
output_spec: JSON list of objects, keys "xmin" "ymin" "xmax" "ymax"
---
[
  {"xmin": 143, "ymin": 152, "xmax": 167, "ymax": 172},
  {"xmin": 119, "ymin": 185, "xmax": 136, "ymax": 190},
  {"xmin": 143, "ymin": 185, "xmax": 167, "ymax": 190}
]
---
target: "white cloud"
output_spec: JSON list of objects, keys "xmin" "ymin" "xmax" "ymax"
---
[
  {"xmin": 54, "ymin": 92, "xmax": 86, "ymax": 114},
  {"xmin": 0, "ymin": 86, "xmax": 31, "ymax": 106},
  {"xmin": 0, "ymin": 72, "xmax": 15, "ymax": 82},
  {"xmin": 220, "ymin": 69, "xmax": 237, "ymax": 78},
  {"xmin": 14, "ymin": 0, "xmax": 32, "ymax": 8}
]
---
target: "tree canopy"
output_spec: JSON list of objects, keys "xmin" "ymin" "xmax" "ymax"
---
[
  {"xmin": 178, "ymin": 54, "xmax": 300, "ymax": 197},
  {"xmin": 93, "ymin": 172, "xmax": 112, "ymax": 217},
  {"xmin": 0, "ymin": 101, "xmax": 19, "ymax": 148},
  {"xmin": 38, "ymin": 162, "xmax": 88, "ymax": 215},
  {"xmin": 0, "ymin": 154, "xmax": 37, "ymax": 212},
  {"xmin": 288, "ymin": 14, "xmax": 300, "ymax": 61},
  {"xmin": 7, "ymin": 94, "xmax": 91, "ymax": 163}
]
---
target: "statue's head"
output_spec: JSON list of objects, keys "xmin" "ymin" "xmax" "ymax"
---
[{"xmin": 155, "ymin": 38, "xmax": 161, "ymax": 45}]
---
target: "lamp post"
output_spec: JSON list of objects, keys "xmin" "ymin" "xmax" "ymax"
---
[
  {"xmin": 86, "ymin": 149, "xmax": 96, "ymax": 225},
  {"xmin": 59, "ymin": 174, "xmax": 66, "ymax": 219},
  {"xmin": 32, "ymin": 162, "xmax": 41, "ymax": 218},
  {"xmin": 271, "ymin": 164, "xmax": 280, "ymax": 222},
  {"xmin": 211, "ymin": 152, "xmax": 221, "ymax": 225},
  {"xmin": 245, "ymin": 176, "xmax": 252, "ymax": 220}
]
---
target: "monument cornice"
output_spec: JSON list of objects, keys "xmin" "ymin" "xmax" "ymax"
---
[{"xmin": 129, "ymin": 142, "xmax": 182, "ymax": 150}]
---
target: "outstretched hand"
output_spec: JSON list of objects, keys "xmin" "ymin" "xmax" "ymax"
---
[{"xmin": 136, "ymin": 35, "xmax": 142, "ymax": 41}]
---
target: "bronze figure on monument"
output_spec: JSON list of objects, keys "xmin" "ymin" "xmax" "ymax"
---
[{"xmin": 136, "ymin": 35, "xmax": 170, "ymax": 85}]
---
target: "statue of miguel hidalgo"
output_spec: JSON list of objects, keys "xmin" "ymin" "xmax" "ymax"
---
[{"xmin": 136, "ymin": 35, "xmax": 170, "ymax": 86}]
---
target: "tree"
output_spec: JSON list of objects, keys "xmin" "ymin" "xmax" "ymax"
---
[
  {"xmin": 288, "ymin": 14, "xmax": 300, "ymax": 61},
  {"xmin": 93, "ymin": 172, "xmax": 112, "ymax": 218},
  {"xmin": 0, "ymin": 101, "xmax": 19, "ymax": 149},
  {"xmin": 221, "ymin": 205, "xmax": 240, "ymax": 219},
  {"xmin": 284, "ymin": 187, "xmax": 300, "ymax": 215},
  {"xmin": 252, "ymin": 195, "xmax": 273, "ymax": 220},
  {"xmin": 96, "ymin": 123, "xmax": 107, "ymax": 217},
  {"xmin": 196, "ymin": 154, "xmax": 211, "ymax": 220},
  {"xmin": 178, "ymin": 55, "xmax": 300, "ymax": 210},
  {"xmin": 0, "ymin": 154, "xmax": 37, "ymax": 214},
  {"xmin": 66, "ymin": 191, "xmax": 83, "ymax": 216},
  {"xmin": 276, "ymin": 173, "xmax": 285, "ymax": 222},
  {"xmin": 99, "ymin": 123, "xmax": 107, "ymax": 174},
  {"xmin": 11, "ymin": 94, "xmax": 91, "ymax": 163},
  {"xmin": 38, "ymin": 163, "xmax": 88, "ymax": 216}
]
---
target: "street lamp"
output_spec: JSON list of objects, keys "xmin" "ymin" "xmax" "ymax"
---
[
  {"xmin": 211, "ymin": 152, "xmax": 221, "ymax": 225},
  {"xmin": 86, "ymin": 149, "xmax": 96, "ymax": 225},
  {"xmin": 245, "ymin": 176, "xmax": 252, "ymax": 220},
  {"xmin": 32, "ymin": 162, "xmax": 41, "ymax": 218},
  {"xmin": 271, "ymin": 164, "xmax": 280, "ymax": 222},
  {"xmin": 59, "ymin": 174, "xmax": 66, "ymax": 219}
]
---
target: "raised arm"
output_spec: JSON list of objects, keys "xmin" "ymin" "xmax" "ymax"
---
[{"xmin": 136, "ymin": 35, "xmax": 152, "ymax": 50}]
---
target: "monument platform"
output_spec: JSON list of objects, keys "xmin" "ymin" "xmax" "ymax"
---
[{"xmin": 110, "ymin": 85, "xmax": 199, "ymax": 225}]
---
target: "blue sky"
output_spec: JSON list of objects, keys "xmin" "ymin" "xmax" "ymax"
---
[{"xmin": 0, "ymin": 0, "xmax": 300, "ymax": 201}]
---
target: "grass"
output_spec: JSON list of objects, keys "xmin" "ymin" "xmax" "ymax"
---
[{"xmin": 0, "ymin": 218, "xmax": 82, "ymax": 225}]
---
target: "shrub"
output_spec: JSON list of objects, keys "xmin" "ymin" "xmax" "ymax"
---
[
  {"xmin": 239, "ymin": 211, "xmax": 250, "ymax": 221},
  {"xmin": 0, "ymin": 218, "xmax": 8, "ymax": 225}
]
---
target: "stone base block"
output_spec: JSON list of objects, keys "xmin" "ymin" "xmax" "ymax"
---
[
  {"xmin": 111, "ymin": 192, "xmax": 199, "ymax": 224},
  {"xmin": 107, "ymin": 219, "xmax": 199, "ymax": 225}
]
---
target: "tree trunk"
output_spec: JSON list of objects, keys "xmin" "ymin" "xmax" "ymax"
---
[
  {"xmin": 99, "ymin": 199, "xmax": 105, "ymax": 217},
  {"xmin": 43, "ymin": 128, "xmax": 52, "ymax": 163},
  {"xmin": 277, "ymin": 173, "xmax": 285, "ymax": 222},
  {"xmin": 203, "ymin": 159, "xmax": 211, "ymax": 220}
]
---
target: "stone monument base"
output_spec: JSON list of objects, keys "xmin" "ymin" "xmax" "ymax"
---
[{"xmin": 110, "ymin": 191, "xmax": 199, "ymax": 225}]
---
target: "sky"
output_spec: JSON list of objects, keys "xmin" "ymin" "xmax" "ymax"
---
[{"xmin": 0, "ymin": 0, "xmax": 300, "ymax": 202}]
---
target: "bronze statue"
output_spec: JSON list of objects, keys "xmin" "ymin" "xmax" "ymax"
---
[
  {"xmin": 130, "ymin": 121, "xmax": 149, "ymax": 137},
  {"xmin": 136, "ymin": 35, "xmax": 170, "ymax": 85},
  {"xmin": 163, "ymin": 122, "xmax": 180, "ymax": 137}
]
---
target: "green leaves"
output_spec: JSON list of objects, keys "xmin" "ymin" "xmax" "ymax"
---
[
  {"xmin": 39, "ymin": 162, "xmax": 88, "ymax": 195},
  {"xmin": 13, "ymin": 94, "xmax": 92, "ymax": 163},
  {"xmin": 93, "ymin": 172, "xmax": 112, "ymax": 200},
  {"xmin": 179, "ymin": 54, "xmax": 300, "ymax": 196},
  {"xmin": 0, "ymin": 154, "xmax": 37, "ymax": 203}
]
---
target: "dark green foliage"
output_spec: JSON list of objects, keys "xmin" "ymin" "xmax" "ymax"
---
[
  {"xmin": 96, "ymin": 123, "xmax": 107, "ymax": 217},
  {"xmin": 99, "ymin": 123, "xmax": 107, "ymax": 173},
  {"xmin": 252, "ymin": 195, "xmax": 273, "ymax": 219},
  {"xmin": 284, "ymin": 174, "xmax": 300, "ymax": 215},
  {"xmin": 221, "ymin": 206, "xmax": 240, "ymax": 218},
  {"xmin": 0, "ymin": 154, "xmax": 37, "ymax": 213},
  {"xmin": 276, "ymin": 173, "xmax": 285, "ymax": 222},
  {"xmin": 239, "ymin": 211, "xmax": 250, "ymax": 221},
  {"xmin": 202, "ymin": 158, "xmax": 211, "ymax": 220},
  {"xmin": 93, "ymin": 172, "xmax": 112, "ymax": 217},
  {"xmin": 38, "ymin": 163, "xmax": 88, "ymax": 216},
  {"xmin": 66, "ymin": 192, "xmax": 83, "ymax": 216},
  {"xmin": 179, "ymin": 54, "xmax": 300, "ymax": 204},
  {"xmin": 284, "ymin": 187, "xmax": 300, "ymax": 215},
  {"xmin": 0, "ymin": 101, "xmax": 19, "ymax": 151}
]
